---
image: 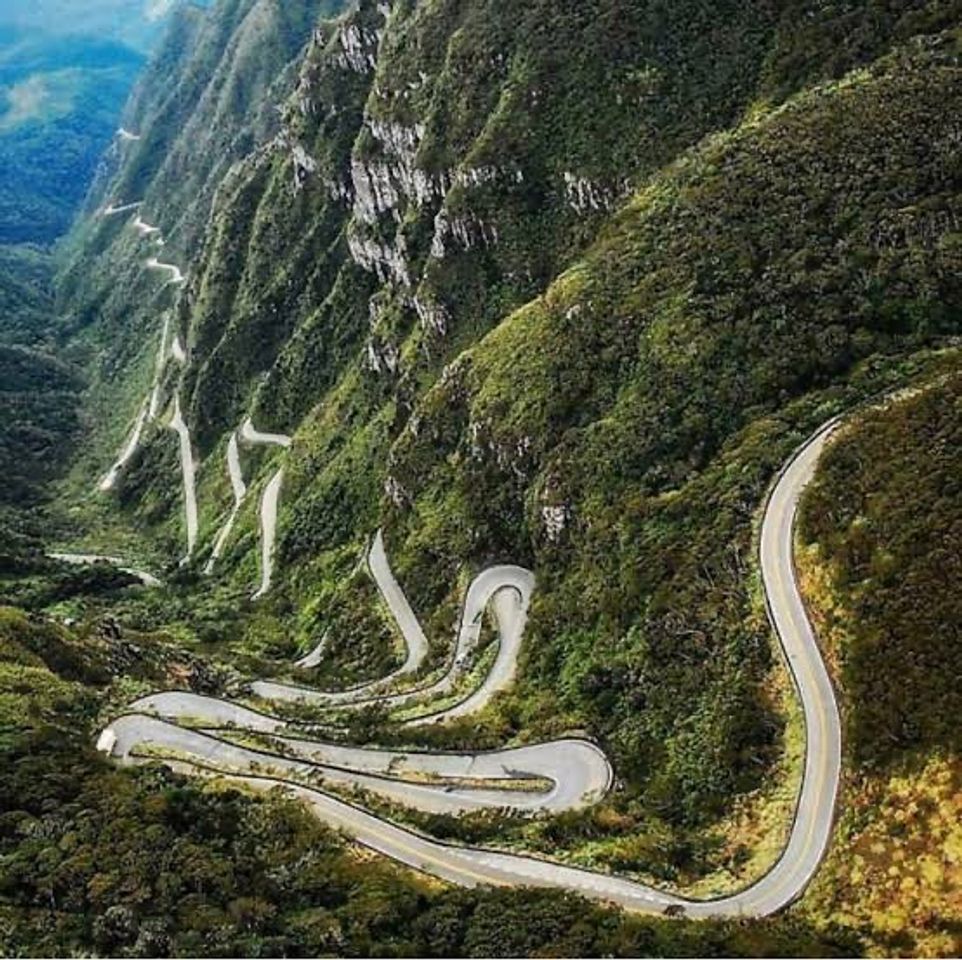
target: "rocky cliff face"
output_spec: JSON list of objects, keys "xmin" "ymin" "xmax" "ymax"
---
[{"xmin": 58, "ymin": 0, "xmax": 962, "ymax": 850}]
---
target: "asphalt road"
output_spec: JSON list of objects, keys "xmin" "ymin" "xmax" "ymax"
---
[
  {"xmin": 99, "ymin": 399, "xmax": 149, "ymax": 492},
  {"xmin": 205, "ymin": 431, "xmax": 247, "ymax": 575},
  {"xmin": 97, "ymin": 408, "xmax": 843, "ymax": 915},
  {"xmin": 249, "ymin": 540, "xmax": 534, "ymax": 726},
  {"xmin": 148, "ymin": 315, "xmax": 171, "ymax": 420},
  {"xmin": 49, "ymin": 553, "xmax": 161, "ymax": 588},
  {"xmin": 240, "ymin": 417, "xmax": 292, "ymax": 449},
  {"xmin": 170, "ymin": 396, "xmax": 198, "ymax": 561},
  {"xmin": 98, "ymin": 209, "xmax": 188, "ymax": 498},
  {"xmin": 107, "ymin": 714, "xmax": 611, "ymax": 817},
  {"xmin": 252, "ymin": 468, "xmax": 285, "ymax": 600},
  {"xmin": 237, "ymin": 419, "xmax": 292, "ymax": 598},
  {"xmin": 146, "ymin": 257, "xmax": 186, "ymax": 286}
]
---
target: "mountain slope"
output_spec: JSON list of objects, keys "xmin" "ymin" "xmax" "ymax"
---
[{"xmin": 41, "ymin": 0, "xmax": 962, "ymax": 947}]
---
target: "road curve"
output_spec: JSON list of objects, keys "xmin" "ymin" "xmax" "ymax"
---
[
  {"xmin": 48, "ymin": 553, "xmax": 161, "ymax": 588},
  {"xmin": 98, "ymin": 416, "xmax": 843, "ymax": 917},
  {"xmin": 238, "ymin": 419, "xmax": 292, "ymax": 597},
  {"xmin": 99, "ymin": 400, "xmax": 149, "ymax": 492},
  {"xmin": 98, "ymin": 213, "xmax": 188, "ymax": 494},
  {"xmin": 133, "ymin": 215, "xmax": 162, "ymax": 239},
  {"xmin": 252, "ymin": 531, "xmax": 430, "ymax": 703},
  {"xmin": 250, "ymin": 556, "xmax": 534, "ymax": 727},
  {"xmin": 146, "ymin": 257, "xmax": 186, "ymax": 286},
  {"xmin": 105, "ymin": 715, "xmax": 611, "ymax": 817},
  {"xmin": 240, "ymin": 418, "xmax": 292, "ymax": 449},
  {"xmin": 252, "ymin": 468, "xmax": 285, "ymax": 600}
]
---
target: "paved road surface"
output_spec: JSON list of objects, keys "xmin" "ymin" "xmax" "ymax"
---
[
  {"xmin": 99, "ymin": 400, "xmax": 149, "ymax": 492},
  {"xmin": 237, "ymin": 419, "xmax": 292, "ymax": 597},
  {"xmin": 133, "ymin": 215, "xmax": 161, "ymax": 238},
  {"xmin": 146, "ymin": 257, "xmax": 186, "ymax": 286},
  {"xmin": 205, "ymin": 431, "xmax": 247, "ymax": 575},
  {"xmin": 103, "ymin": 201, "xmax": 142, "ymax": 217},
  {"xmin": 252, "ymin": 468, "xmax": 285, "ymax": 599},
  {"xmin": 107, "ymin": 714, "xmax": 611, "ymax": 816},
  {"xmin": 170, "ymin": 397, "xmax": 199, "ymax": 561},
  {"xmin": 148, "ymin": 315, "xmax": 171, "ymax": 420},
  {"xmin": 240, "ymin": 418, "xmax": 292, "ymax": 449},
  {"xmin": 98, "ymin": 213, "xmax": 187, "ymax": 493},
  {"xmin": 49, "ymin": 553, "xmax": 161, "ymax": 588}
]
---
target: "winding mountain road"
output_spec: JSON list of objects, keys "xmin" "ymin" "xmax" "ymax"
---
[
  {"xmin": 105, "ymin": 715, "xmax": 611, "ymax": 817},
  {"xmin": 146, "ymin": 257, "xmax": 186, "ymax": 286},
  {"xmin": 252, "ymin": 468, "xmax": 285, "ymax": 600},
  {"xmin": 98, "ymin": 211, "xmax": 188, "ymax": 493},
  {"xmin": 103, "ymin": 201, "xmax": 142, "ymax": 217},
  {"xmin": 250, "ymin": 549, "xmax": 534, "ymax": 727},
  {"xmin": 97, "ymin": 416, "xmax": 842, "ymax": 917},
  {"xmin": 134, "ymin": 215, "xmax": 162, "ymax": 240},
  {"xmin": 148, "ymin": 315, "xmax": 171, "ymax": 420},
  {"xmin": 240, "ymin": 418, "xmax": 292, "ymax": 449},
  {"xmin": 99, "ymin": 400, "xmax": 149, "ymax": 492}
]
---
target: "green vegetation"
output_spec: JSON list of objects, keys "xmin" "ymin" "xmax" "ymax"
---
[
  {"xmin": 46, "ymin": 0, "xmax": 962, "ymax": 894},
  {"xmin": 800, "ymin": 375, "xmax": 962, "ymax": 765},
  {"xmin": 797, "ymin": 372, "xmax": 962, "ymax": 957},
  {"xmin": 2, "ymin": 0, "xmax": 960, "ymax": 954},
  {"xmin": 0, "ymin": 344, "xmax": 82, "ymax": 561},
  {"xmin": 0, "ymin": 26, "xmax": 143, "ymax": 245}
]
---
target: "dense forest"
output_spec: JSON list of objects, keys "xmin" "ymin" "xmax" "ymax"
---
[{"xmin": 0, "ymin": 27, "xmax": 143, "ymax": 246}]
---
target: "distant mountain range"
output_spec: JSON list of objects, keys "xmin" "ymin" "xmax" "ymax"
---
[
  {"xmin": 0, "ymin": 1, "xmax": 212, "ymax": 247},
  {"xmin": 0, "ymin": 1, "xmax": 195, "ymax": 53}
]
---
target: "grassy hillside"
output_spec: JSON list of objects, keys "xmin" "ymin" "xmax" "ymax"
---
[{"xmin": 797, "ymin": 371, "xmax": 962, "ymax": 957}]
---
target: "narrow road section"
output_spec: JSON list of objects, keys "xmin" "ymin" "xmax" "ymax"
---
[
  {"xmin": 49, "ymin": 553, "xmax": 161, "ymax": 588},
  {"xmin": 170, "ymin": 396, "xmax": 199, "ymax": 561},
  {"xmin": 204, "ymin": 431, "xmax": 247, "ymax": 575},
  {"xmin": 146, "ymin": 257, "xmax": 186, "ymax": 286},
  {"xmin": 99, "ymin": 400, "xmax": 149, "ymax": 492},
  {"xmin": 103, "ymin": 201, "xmax": 142, "ymax": 217},
  {"xmin": 239, "ymin": 418, "xmax": 292, "ymax": 598}
]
